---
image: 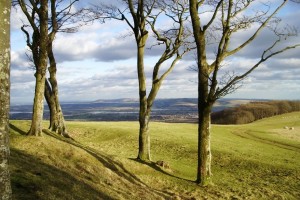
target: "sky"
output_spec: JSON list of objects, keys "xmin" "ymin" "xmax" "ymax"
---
[{"xmin": 10, "ymin": 0, "xmax": 300, "ymax": 105}]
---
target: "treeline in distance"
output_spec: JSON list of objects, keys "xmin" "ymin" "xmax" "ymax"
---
[{"xmin": 212, "ymin": 100, "xmax": 300, "ymax": 124}]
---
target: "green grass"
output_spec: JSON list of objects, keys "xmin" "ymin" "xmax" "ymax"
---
[{"xmin": 9, "ymin": 112, "xmax": 300, "ymax": 199}]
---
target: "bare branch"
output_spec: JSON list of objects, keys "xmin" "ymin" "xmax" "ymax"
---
[
  {"xmin": 203, "ymin": 0, "xmax": 224, "ymax": 31},
  {"xmin": 21, "ymin": 25, "xmax": 32, "ymax": 49},
  {"xmin": 226, "ymin": 0, "xmax": 288, "ymax": 57},
  {"xmin": 215, "ymin": 42, "xmax": 300, "ymax": 99},
  {"xmin": 147, "ymin": 0, "xmax": 191, "ymax": 83},
  {"xmin": 17, "ymin": 0, "xmax": 38, "ymax": 32}
]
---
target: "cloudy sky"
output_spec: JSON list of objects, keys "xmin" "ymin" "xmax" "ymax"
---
[{"xmin": 10, "ymin": 0, "xmax": 300, "ymax": 104}]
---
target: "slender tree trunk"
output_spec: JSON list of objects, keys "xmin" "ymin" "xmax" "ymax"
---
[
  {"xmin": 27, "ymin": 0, "xmax": 49, "ymax": 136},
  {"xmin": 44, "ymin": 79, "xmax": 56, "ymax": 129},
  {"xmin": 138, "ymin": 81, "xmax": 162, "ymax": 160},
  {"xmin": 196, "ymin": 59, "xmax": 213, "ymax": 185},
  {"xmin": 197, "ymin": 102, "xmax": 212, "ymax": 185},
  {"xmin": 47, "ymin": 44, "xmax": 68, "ymax": 136},
  {"xmin": 28, "ymin": 73, "xmax": 47, "ymax": 136},
  {"xmin": 0, "ymin": 0, "xmax": 12, "ymax": 198},
  {"xmin": 138, "ymin": 110, "xmax": 151, "ymax": 160},
  {"xmin": 45, "ymin": 76, "xmax": 68, "ymax": 137},
  {"xmin": 189, "ymin": 0, "xmax": 213, "ymax": 185},
  {"xmin": 137, "ymin": 35, "xmax": 151, "ymax": 161},
  {"xmin": 196, "ymin": 51, "xmax": 213, "ymax": 185}
]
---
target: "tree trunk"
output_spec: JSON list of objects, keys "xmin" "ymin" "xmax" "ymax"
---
[
  {"xmin": 189, "ymin": 0, "xmax": 213, "ymax": 185},
  {"xmin": 45, "ymin": 76, "xmax": 68, "ymax": 137},
  {"xmin": 27, "ymin": 73, "xmax": 47, "ymax": 136},
  {"xmin": 27, "ymin": 0, "xmax": 49, "ymax": 136},
  {"xmin": 44, "ymin": 79, "xmax": 56, "ymax": 129},
  {"xmin": 0, "ymin": 0, "xmax": 12, "ymax": 198},
  {"xmin": 46, "ymin": 44, "xmax": 68, "ymax": 137},
  {"xmin": 138, "ymin": 111, "xmax": 151, "ymax": 161},
  {"xmin": 137, "ymin": 34, "xmax": 151, "ymax": 161},
  {"xmin": 196, "ymin": 58, "xmax": 213, "ymax": 185},
  {"xmin": 197, "ymin": 103, "xmax": 212, "ymax": 185}
]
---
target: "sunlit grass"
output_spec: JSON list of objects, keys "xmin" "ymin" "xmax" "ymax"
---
[{"xmin": 9, "ymin": 112, "xmax": 300, "ymax": 199}]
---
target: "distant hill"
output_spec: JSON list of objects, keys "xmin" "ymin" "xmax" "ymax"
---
[{"xmin": 10, "ymin": 98, "xmax": 256, "ymax": 122}]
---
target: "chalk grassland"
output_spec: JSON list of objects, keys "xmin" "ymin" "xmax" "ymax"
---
[{"xmin": 9, "ymin": 112, "xmax": 300, "ymax": 199}]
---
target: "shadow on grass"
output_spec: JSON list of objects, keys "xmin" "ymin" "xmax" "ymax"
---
[
  {"xmin": 9, "ymin": 123, "xmax": 27, "ymax": 135},
  {"xmin": 42, "ymin": 129, "xmax": 173, "ymax": 199},
  {"xmin": 10, "ymin": 148, "xmax": 113, "ymax": 200},
  {"xmin": 10, "ymin": 122, "xmax": 192, "ymax": 182},
  {"xmin": 130, "ymin": 158, "xmax": 194, "ymax": 183}
]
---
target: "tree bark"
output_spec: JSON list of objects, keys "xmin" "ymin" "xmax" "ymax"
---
[
  {"xmin": 46, "ymin": 43, "xmax": 68, "ymax": 137},
  {"xmin": 0, "ymin": 0, "xmax": 12, "ymax": 198},
  {"xmin": 138, "ymin": 111, "xmax": 151, "ymax": 161},
  {"xmin": 137, "ymin": 34, "xmax": 151, "ymax": 161},
  {"xmin": 44, "ymin": 79, "xmax": 56, "ymax": 130},
  {"xmin": 28, "ymin": 73, "xmax": 46, "ymax": 136},
  {"xmin": 27, "ymin": 0, "xmax": 49, "ymax": 136},
  {"xmin": 196, "ymin": 53, "xmax": 213, "ymax": 186},
  {"xmin": 189, "ymin": 0, "xmax": 213, "ymax": 186},
  {"xmin": 197, "ymin": 100, "xmax": 212, "ymax": 185}
]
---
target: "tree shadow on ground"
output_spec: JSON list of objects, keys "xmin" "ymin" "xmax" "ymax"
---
[
  {"xmin": 9, "ymin": 123, "xmax": 27, "ymax": 135},
  {"xmin": 129, "ymin": 158, "xmax": 193, "ymax": 183},
  {"xmin": 42, "ymin": 129, "xmax": 174, "ymax": 199},
  {"xmin": 10, "ymin": 148, "xmax": 113, "ymax": 200}
]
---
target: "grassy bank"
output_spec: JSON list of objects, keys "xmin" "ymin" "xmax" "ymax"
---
[{"xmin": 9, "ymin": 112, "xmax": 300, "ymax": 199}]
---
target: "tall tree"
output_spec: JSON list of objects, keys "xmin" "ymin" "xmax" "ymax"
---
[
  {"xmin": 17, "ymin": 0, "xmax": 49, "ymax": 136},
  {"xmin": 43, "ymin": 0, "xmax": 81, "ymax": 137},
  {"xmin": 189, "ymin": 0, "xmax": 300, "ymax": 185},
  {"xmin": 93, "ymin": 0, "xmax": 191, "ymax": 161},
  {"xmin": 0, "ymin": 0, "xmax": 12, "ymax": 198},
  {"xmin": 45, "ymin": 0, "xmax": 85, "ymax": 137},
  {"xmin": 16, "ymin": 0, "xmax": 81, "ymax": 136}
]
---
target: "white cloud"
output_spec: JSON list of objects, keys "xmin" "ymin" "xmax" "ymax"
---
[
  {"xmin": 9, "ymin": 1, "xmax": 300, "ymax": 104},
  {"xmin": 228, "ymin": 80, "xmax": 300, "ymax": 100},
  {"xmin": 10, "ymin": 6, "xmax": 26, "ymax": 31}
]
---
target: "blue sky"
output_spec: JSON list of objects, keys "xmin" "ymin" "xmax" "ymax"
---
[{"xmin": 10, "ymin": 0, "xmax": 300, "ymax": 104}]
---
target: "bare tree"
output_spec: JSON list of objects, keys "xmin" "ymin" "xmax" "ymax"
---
[
  {"xmin": 43, "ymin": 0, "xmax": 83, "ymax": 137},
  {"xmin": 15, "ymin": 0, "xmax": 83, "ymax": 136},
  {"xmin": 189, "ymin": 0, "xmax": 300, "ymax": 185},
  {"xmin": 92, "ymin": 0, "xmax": 191, "ymax": 161},
  {"xmin": 14, "ymin": 0, "xmax": 49, "ymax": 136},
  {"xmin": 0, "ymin": 0, "xmax": 12, "ymax": 198}
]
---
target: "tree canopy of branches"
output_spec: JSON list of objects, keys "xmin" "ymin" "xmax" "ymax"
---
[
  {"xmin": 92, "ymin": 0, "xmax": 192, "ymax": 161},
  {"xmin": 189, "ymin": 0, "xmax": 300, "ymax": 185},
  {"xmin": 0, "ymin": 0, "xmax": 12, "ymax": 198}
]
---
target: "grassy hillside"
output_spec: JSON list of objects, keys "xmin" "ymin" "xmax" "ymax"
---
[{"xmin": 9, "ymin": 112, "xmax": 300, "ymax": 199}]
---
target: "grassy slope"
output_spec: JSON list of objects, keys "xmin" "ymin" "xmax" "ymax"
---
[{"xmin": 9, "ymin": 112, "xmax": 300, "ymax": 200}]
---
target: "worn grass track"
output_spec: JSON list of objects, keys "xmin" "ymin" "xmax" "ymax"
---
[{"xmin": 9, "ymin": 112, "xmax": 300, "ymax": 199}]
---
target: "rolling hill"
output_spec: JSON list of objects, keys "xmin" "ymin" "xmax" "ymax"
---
[{"xmin": 9, "ymin": 112, "xmax": 300, "ymax": 199}]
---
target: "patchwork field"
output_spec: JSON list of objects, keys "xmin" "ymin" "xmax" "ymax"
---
[{"xmin": 9, "ymin": 112, "xmax": 300, "ymax": 199}]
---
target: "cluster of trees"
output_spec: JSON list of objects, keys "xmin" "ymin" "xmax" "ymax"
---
[
  {"xmin": 12, "ymin": 0, "xmax": 84, "ymax": 137},
  {"xmin": 212, "ymin": 101, "xmax": 300, "ymax": 124},
  {"xmin": 1, "ymin": 0, "xmax": 300, "ymax": 198}
]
